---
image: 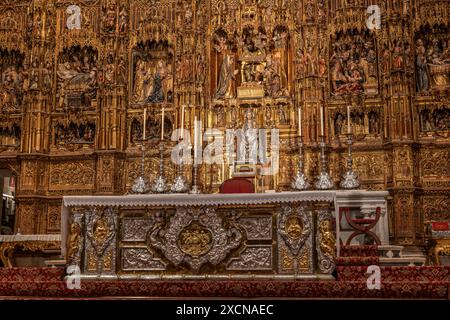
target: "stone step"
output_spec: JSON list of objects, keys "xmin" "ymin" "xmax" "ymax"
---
[{"xmin": 379, "ymin": 257, "xmax": 426, "ymax": 266}]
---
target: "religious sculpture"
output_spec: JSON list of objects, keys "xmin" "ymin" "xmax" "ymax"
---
[
  {"xmin": 103, "ymin": 55, "xmax": 115, "ymax": 85},
  {"xmin": 147, "ymin": 60, "xmax": 170, "ymax": 103},
  {"xmin": 0, "ymin": 50, "xmax": 24, "ymax": 112},
  {"xmin": 132, "ymin": 41, "xmax": 173, "ymax": 105},
  {"xmin": 57, "ymin": 47, "xmax": 98, "ymax": 109},
  {"xmin": 54, "ymin": 122, "xmax": 95, "ymax": 149},
  {"xmin": 0, "ymin": 0, "xmax": 448, "ymax": 262},
  {"xmin": 102, "ymin": 2, "xmax": 117, "ymax": 33},
  {"xmin": 215, "ymin": 53, "xmax": 237, "ymax": 99},
  {"xmin": 416, "ymin": 39, "xmax": 430, "ymax": 92},
  {"xmin": 330, "ymin": 34, "xmax": 378, "ymax": 96}
]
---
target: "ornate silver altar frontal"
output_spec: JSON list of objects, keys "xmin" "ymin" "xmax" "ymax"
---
[
  {"xmin": 149, "ymin": 207, "xmax": 242, "ymax": 272},
  {"xmin": 83, "ymin": 207, "xmax": 118, "ymax": 276},
  {"xmin": 316, "ymin": 210, "xmax": 336, "ymax": 274},
  {"xmin": 277, "ymin": 205, "xmax": 314, "ymax": 274},
  {"xmin": 62, "ymin": 192, "xmax": 339, "ymax": 279}
]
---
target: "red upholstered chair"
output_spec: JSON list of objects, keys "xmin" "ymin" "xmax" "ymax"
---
[{"xmin": 219, "ymin": 177, "xmax": 255, "ymax": 194}]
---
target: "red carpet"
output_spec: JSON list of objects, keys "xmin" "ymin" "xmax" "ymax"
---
[{"xmin": 0, "ymin": 267, "xmax": 449, "ymax": 299}]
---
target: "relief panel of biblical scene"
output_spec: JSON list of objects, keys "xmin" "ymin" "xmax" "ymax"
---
[
  {"xmin": 332, "ymin": 108, "xmax": 382, "ymax": 138},
  {"xmin": 330, "ymin": 31, "xmax": 379, "ymax": 96},
  {"xmin": 0, "ymin": 123, "xmax": 21, "ymax": 151},
  {"xmin": 131, "ymin": 41, "xmax": 173, "ymax": 105},
  {"xmin": 415, "ymin": 26, "xmax": 450, "ymax": 93},
  {"xmin": 211, "ymin": 7, "xmax": 291, "ymax": 101},
  {"xmin": 419, "ymin": 106, "xmax": 450, "ymax": 134},
  {"xmin": 52, "ymin": 121, "xmax": 96, "ymax": 151},
  {"xmin": 57, "ymin": 46, "xmax": 98, "ymax": 110},
  {"xmin": 0, "ymin": 48, "xmax": 25, "ymax": 113},
  {"xmin": 128, "ymin": 110, "xmax": 173, "ymax": 147}
]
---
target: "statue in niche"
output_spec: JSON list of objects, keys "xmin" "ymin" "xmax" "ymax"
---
[
  {"xmin": 304, "ymin": 46, "xmax": 316, "ymax": 76},
  {"xmin": 130, "ymin": 118, "xmax": 143, "ymax": 143},
  {"xmin": 352, "ymin": 111, "xmax": 365, "ymax": 135},
  {"xmin": 295, "ymin": 49, "xmax": 305, "ymax": 78},
  {"xmin": 29, "ymin": 59, "xmax": 39, "ymax": 90},
  {"xmin": 215, "ymin": 54, "xmax": 238, "ymax": 99},
  {"xmin": 271, "ymin": 26, "xmax": 289, "ymax": 94},
  {"xmin": 334, "ymin": 113, "xmax": 344, "ymax": 135},
  {"xmin": 317, "ymin": 0, "xmax": 326, "ymax": 23},
  {"xmin": 239, "ymin": 109, "xmax": 258, "ymax": 163},
  {"xmin": 102, "ymin": 55, "xmax": 115, "ymax": 85},
  {"xmin": 43, "ymin": 60, "xmax": 53, "ymax": 91},
  {"xmin": 319, "ymin": 49, "xmax": 327, "ymax": 77},
  {"xmin": 368, "ymin": 112, "xmax": 380, "ymax": 135},
  {"xmin": 392, "ymin": 40, "xmax": 404, "ymax": 70},
  {"xmin": 416, "ymin": 39, "xmax": 429, "ymax": 92},
  {"xmin": 57, "ymin": 47, "xmax": 98, "ymax": 109},
  {"xmin": 119, "ymin": 6, "xmax": 128, "ymax": 33},
  {"xmin": 381, "ymin": 44, "xmax": 390, "ymax": 74},
  {"xmin": 196, "ymin": 53, "xmax": 206, "ymax": 85},
  {"xmin": 117, "ymin": 57, "xmax": 127, "ymax": 85},
  {"xmin": 278, "ymin": 107, "xmax": 288, "ymax": 125},
  {"xmin": 305, "ymin": 0, "xmax": 315, "ymax": 20},
  {"xmin": 176, "ymin": 56, "xmax": 192, "ymax": 83},
  {"xmin": 102, "ymin": 3, "xmax": 117, "ymax": 33}
]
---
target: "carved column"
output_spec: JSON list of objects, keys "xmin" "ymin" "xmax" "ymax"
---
[
  {"xmin": 381, "ymin": 0, "xmax": 422, "ymax": 246},
  {"xmin": 95, "ymin": 0, "xmax": 128, "ymax": 195},
  {"xmin": 294, "ymin": 0, "xmax": 328, "ymax": 183}
]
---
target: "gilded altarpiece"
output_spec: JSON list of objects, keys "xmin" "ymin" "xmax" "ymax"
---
[{"xmin": 0, "ymin": 0, "xmax": 448, "ymax": 251}]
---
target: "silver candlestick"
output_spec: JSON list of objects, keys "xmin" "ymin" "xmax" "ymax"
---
[
  {"xmin": 151, "ymin": 142, "xmax": 169, "ymax": 193},
  {"xmin": 190, "ymin": 145, "xmax": 202, "ymax": 194},
  {"xmin": 131, "ymin": 142, "xmax": 150, "ymax": 194},
  {"xmin": 190, "ymin": 162, "xmax": 202, "ymax": 194},
  {"xmin": 340, "ymin": 133, "xmax": 360, "ymax": 189},
  {"xmin": 315, "ymin": 135, "xmax": 334, "ymax": 190},
  {"xmin": 171, "ymin": 150, "xmax": 190, "ymax": 193},
  {"xmin": 291, "ymin": 136, "xmax": 310, "ymax": 190}
]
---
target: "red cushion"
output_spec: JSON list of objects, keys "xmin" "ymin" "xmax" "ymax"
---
[{"xmin": 220, "ymin": 178, "xmax": 255, "ymax": 194}]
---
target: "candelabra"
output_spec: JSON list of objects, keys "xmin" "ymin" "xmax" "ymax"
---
[
  {"xmin": 151, "ymin": 141, "xmax": 169, "ymax": 193},
  {"xmin": 315, "ymin": 135, "xmax": 334, "ymax": 190},
  {"xmin": 131, "ymin": 142, "xmax": 150, "ymax": 194},
  {"xmin": 340, "ymin": 133, "xmax": 360, "ymax": 189},
  {"xmin": 291, "ymin": 136, "xmax": 309, "ymax": 191}
]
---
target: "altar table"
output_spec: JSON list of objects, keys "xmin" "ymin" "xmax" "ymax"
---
[{"xmin": 61, "ymin": 191, "xmax": 337, "ymax": 279}]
